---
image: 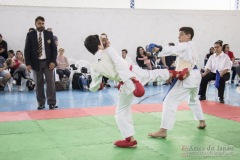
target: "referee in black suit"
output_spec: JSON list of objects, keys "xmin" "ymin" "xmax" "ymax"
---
[{"xmin": 24, "ymin": 16, "xmax": 58, "ymax": 110}]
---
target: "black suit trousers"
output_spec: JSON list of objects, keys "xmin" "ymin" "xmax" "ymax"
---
[{"xmin": 198, "ymin": 72, "xmax": 230, "ymax": 98}]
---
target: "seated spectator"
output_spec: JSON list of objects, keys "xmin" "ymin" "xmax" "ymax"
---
[
  {"xmin": 0, "ymin": 34, "xmax": 8, "ymax": 60},
  {"xmin": 137, "ymin": 46, "xmax": 159, "ymax": 85},
  {"xmin": 6, "ymin": 58, "xmax": 27, "ymax": 91},
  {"xmin": 136, "ymin": 46, "xmax": 151, "ymax": 70},
  {"xmin": 204, "ymin": 47, "xmax": 214, "ymax": 66},
  {"xmin": 223, "ymin": 44, "xmax": 236, "ymax": 83},
  {"xmin": 56, "ymin": 47, "xmax": 70, "ymax": 80},
  {"xmin": 146, "ymin": 43, "xmax": 162, "ymax": 54},
  {"xmin": 0, "ymin": 56, "xmax": 11, "ymax": 91},
  {"xmin": 8, "ymin": 50, "xmax": 15, "ymax": 59},
  {"xmin": 15, "ymin": 50, "xmax": 25, "ymax": 63},
  {"xmin": 47, "ymin": 28, "xmax": 58, "ymax": 46},
  {"xmin": 122, "ymin": 49, "xmax": 133, "ymax": 64},
  {"xmin": 15, "ymin": 50, "xmax": 30, "ymax": 79},
  {"xmin": 198, "ymin": 41, "xmax": 231, "ymax": 103},
  {"xmin": 159, "ymin": 43, "xmax": 176, "ymax": 70},
  {"xmin": 146, "ymin": 44, "xmax": 162, "ymax": 68}
]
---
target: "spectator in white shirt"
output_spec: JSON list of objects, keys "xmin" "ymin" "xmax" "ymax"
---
[
  {"xmin": 199, "ymin": 41, "xmax": 231, "ymax": 103},
  {"xmin": 122, "ymin": 49, "xmax": 133, "ymax": 64}
]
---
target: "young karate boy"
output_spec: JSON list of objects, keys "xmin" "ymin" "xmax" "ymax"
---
[
  {"xmin": 148, "ymin": 27, "xmax": 206, "ymax": 138},
  {"xmin": 84, "ymin": 34, "xmax": 189, "ymax": 147}
]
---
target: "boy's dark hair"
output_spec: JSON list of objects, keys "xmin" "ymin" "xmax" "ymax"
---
[
  {"xmin": 214, "ymin": 41, "xmax": 223, "ymax": 47},
  {"xmin": 179, "ymin": 27, "xmax": 194, "ymax": 39},
  {"xmin": 122, "ymin": 49, "xmax": 128, "ymax": 53},
  {"xmin": 35, "ymin": 16, "xmax": 45, "ymax": 23},
  {"xmin": 8, "ymin": 50, "xmax": 14, "ymax": 54},
  {"xmin": 5, "ymin": 58, "xmax": 12, "ymax": 66},
  {"xmin": 84, "ymin": 35, "xmax": 100, "ymax": 55}
]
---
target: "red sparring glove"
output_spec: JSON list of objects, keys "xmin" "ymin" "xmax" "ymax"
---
[
  {"xmin": 178, "ymin": 68, "xmax": 189, "ymax": 80},
  {"xmin": 168, "ymin": 68, "xmax": 189, "ymax": 81},
  {"xmin": 99, "ymin": 83, "xmax": 104, "ymax": 90},
  {"xmin": 117, "ymin": 82, "xmax": 124, "ymax": 90},
  {"xmin": 132, "ymin": 79, "xmax": 145, "ymax": 97}
]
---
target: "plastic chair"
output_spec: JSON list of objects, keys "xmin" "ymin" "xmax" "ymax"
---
[
  {"xmin": 207, "ymin": 80, "xmax": 230, "ymax": 101},
  {"xmin": 206, "ymin": 61, "xmax": 232, "ymax": 101}
]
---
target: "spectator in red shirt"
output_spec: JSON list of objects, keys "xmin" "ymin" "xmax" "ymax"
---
[
  {"xmin": 223, "ymin": 44, "xmax": 236, "ymax": 83},
  {"xmin": 6, "ymin": 58, "xmax": 27, "ymax": 91}
]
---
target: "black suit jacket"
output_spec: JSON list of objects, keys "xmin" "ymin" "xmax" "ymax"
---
[{"xmin": 24, "ymin": 30, "xmax": 57, "ymax": 71}]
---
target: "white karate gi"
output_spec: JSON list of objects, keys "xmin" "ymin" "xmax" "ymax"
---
[
  {"xmin": 90, "ymin": 47, "xmax": 169, "ymax": 138},
  {"xmin": 158, "ymin": 41, "xmax": 204, "ymax": 130}
]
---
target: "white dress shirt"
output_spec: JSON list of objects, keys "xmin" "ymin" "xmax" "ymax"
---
[
  {"xmin": 205, "ymin": 52, "xmax": 231, "ymax": 73},
  {"xmin": 37, "ymin": 31, "xmax": 46, "ymax": 60}
]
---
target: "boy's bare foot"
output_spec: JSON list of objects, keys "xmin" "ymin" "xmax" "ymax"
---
[
  {"xmin": 148, "ymin": 129, "xmax": 167, "ymax": 138},
  {"xmin": 197, "ymin": 120, "xmax": 206, "ymax": 129}
]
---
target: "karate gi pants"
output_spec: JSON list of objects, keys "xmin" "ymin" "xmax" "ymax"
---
[
  {"xmin": 161, "ymin": 81, "xmax": 204, "ymax": 130},
  {"xmin": 115, "ymin": 67, "xmax": 169, "ymax": 138}
]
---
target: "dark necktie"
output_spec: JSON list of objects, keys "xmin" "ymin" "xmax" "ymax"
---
[{"xmin": 38, "ymin": 32, "xmax": 42, "ymax": 57}]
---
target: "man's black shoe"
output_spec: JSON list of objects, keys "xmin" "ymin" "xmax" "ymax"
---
[
  {"xmin": 49, "ymin": 104, "xmax": 58, "ymax": 110},
  {"xmin": 199, "ymin": 96, "xmax": 206, "ymax": 101},
  {"xmin": 37, "ymin": 105, "xmax": 45, "ymax": 110},
  {"xmin": 219, "ymin": 98, "xmax": 225, "ymax": 104}
]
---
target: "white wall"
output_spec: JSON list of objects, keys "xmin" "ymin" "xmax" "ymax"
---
[{"xmin": 0, "ymin": 6, "xmax": 240, "ymax": 67}]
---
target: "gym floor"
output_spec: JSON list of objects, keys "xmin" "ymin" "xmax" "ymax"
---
[{"xmin": 0, "ymin": 83, "xmax": 239, "ymax": 160}]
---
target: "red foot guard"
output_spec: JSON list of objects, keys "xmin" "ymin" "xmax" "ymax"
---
[{"xmin": 114, "ymin": 137, "xmax": 137, "ymax": 148}]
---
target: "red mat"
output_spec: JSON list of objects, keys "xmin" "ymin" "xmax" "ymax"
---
[{"xmin": 0, "ymin": 101, "xmax": 239, "ymax": 122}]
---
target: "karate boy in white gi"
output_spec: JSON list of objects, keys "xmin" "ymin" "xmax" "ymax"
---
[
  {"xmin": 84, "ymin": 34, "xmax": 189, "ymax": 147},
  {"xmin": 148, "ymin": 27, "xmax": 206, "ymax": 138}
]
